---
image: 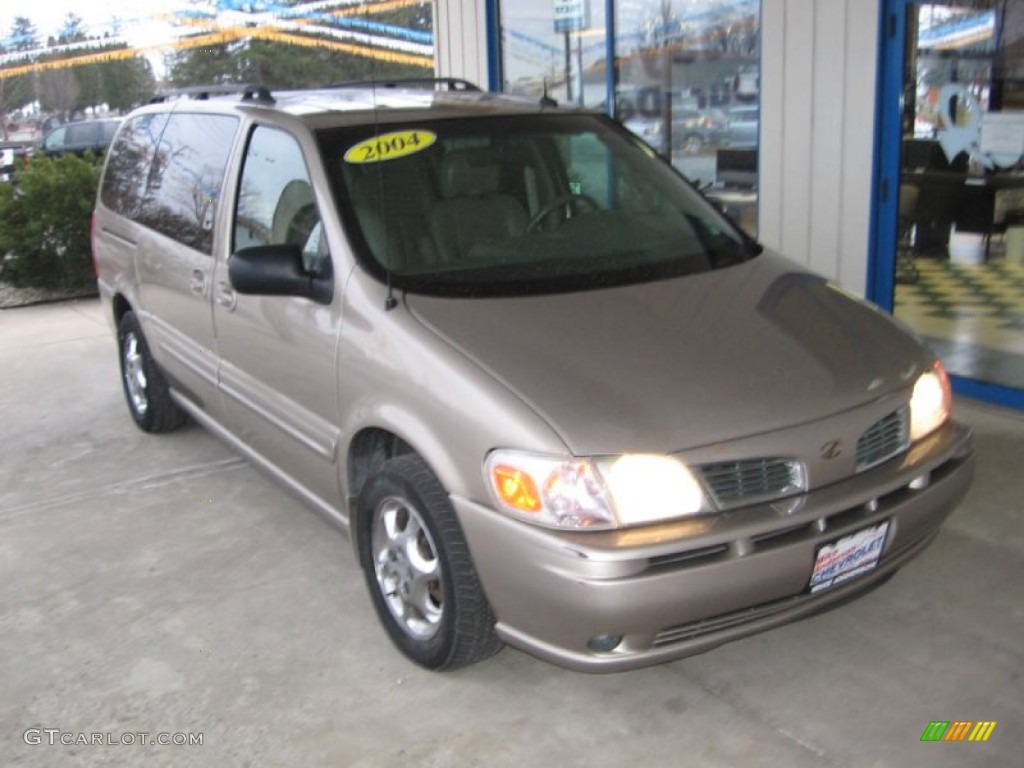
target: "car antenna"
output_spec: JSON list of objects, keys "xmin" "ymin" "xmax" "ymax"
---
[{"xmin": 367, "ymin": 20, "xmax": 398, "ymax": 312}]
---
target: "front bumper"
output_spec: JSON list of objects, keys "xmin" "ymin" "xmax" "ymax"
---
[{"xmin": 453, "ymin": 419, "xmax": 974, "ymax": 672}]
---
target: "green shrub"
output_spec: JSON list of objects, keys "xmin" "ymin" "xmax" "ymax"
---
[{"xmin": 0, "ymin": 153, "xmax": 103, "ymax": 292}]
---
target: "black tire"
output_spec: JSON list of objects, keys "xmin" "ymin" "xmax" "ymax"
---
[
  {"xmin": 117, "ymin": 311, "xmax": 188, "ymax": 433},
  {"xmin": 357, "ymin": 454, "xmax": 502, "ymax": 670}
]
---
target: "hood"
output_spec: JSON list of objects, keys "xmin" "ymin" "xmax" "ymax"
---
[{"xmin": 406, "ymin": 251, "xmax": 929, "ymax": 455}]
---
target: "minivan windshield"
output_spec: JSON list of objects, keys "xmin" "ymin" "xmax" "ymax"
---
[{"xmin": 318, "ymin": 113, "xmax": 758, "ymax": 297}]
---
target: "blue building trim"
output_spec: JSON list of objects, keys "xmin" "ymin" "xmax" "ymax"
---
[
  {"xmin": 950, "ymin": 375, "xmax": 1024, "ymax": 410},
  {"xmin": 604, "ymin": 0, "xmax": 617, "ymax": 116},
  {"xmin": 868, "ymin": 0, "xmax": 904, "ymax": 312},
  {"xmin": 484, "ymin": 0, "xmax": 501, "ymax": 91},
  {"xmin": 869, "ymin": 0, "xmax": 1023, "ymax": 409}
]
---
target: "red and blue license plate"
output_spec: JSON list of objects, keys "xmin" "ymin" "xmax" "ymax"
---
[{"xmin": 809, "ymin": 521, "xmax": 890, "ymax": 594}]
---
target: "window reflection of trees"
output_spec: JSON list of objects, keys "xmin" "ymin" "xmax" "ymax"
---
[
  {"xmin": 100, "ymin": 113, "xmax": 168, "ymax": 219},
  {"xmin": 138, "ymin": 114, "xmax": 238, "ymax": 255}
]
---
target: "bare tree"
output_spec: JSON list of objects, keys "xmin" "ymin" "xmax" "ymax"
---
[{"xmin": 39, "ymin": 68, "xmax": 81, "ymax": 122}]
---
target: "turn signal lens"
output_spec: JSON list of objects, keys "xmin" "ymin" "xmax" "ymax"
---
[
  {"xmin": 492, "ymin": 464, "xmax": 542, "ymax": 513},
  {"xmin": 485, "ymin": 451, "xmax": 616, "ymax": 529}
]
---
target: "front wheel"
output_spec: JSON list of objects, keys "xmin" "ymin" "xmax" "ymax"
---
[{"xmin": 357, "ymin": 454, "xmax": 502, "ymax": 670}]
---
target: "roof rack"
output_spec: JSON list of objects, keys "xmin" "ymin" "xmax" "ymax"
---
[
  {"xmin": 150, "ymin": 84, "xmax": 275, "ymax": 104},
  {"xmin": 323, "ymin": 77, "xmax": 481, "ymax": 92}
]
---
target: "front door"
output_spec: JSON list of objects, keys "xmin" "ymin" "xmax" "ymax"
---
[
  {"xmin": 873, "ymin": 0, "xmax": 1024, "ymax": 408},
  {"xmin": 214, "ymin": 124, "xmax": 344, "ymax": 510}
]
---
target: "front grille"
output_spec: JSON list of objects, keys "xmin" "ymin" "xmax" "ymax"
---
[
  {"xmin": 653, "ymin": 596, "xmax": 804, "ymax": 646},
  {"xmin": 651, "ymin": 530, "xmax": 935, "ymax": 648},
  {"xmin": 856, "ymin": 407, "xmax": 910, "ymax": 471},
  {"xmin": 698, "ymin": 458, "xmax": 804, "ymax": 509}
]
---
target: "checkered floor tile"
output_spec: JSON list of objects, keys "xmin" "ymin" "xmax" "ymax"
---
[
  {"xmin": 894, "ymin": 256, "xmax": 1024, "ymax": 389},
  {"xmin": 895, "ymin": 257, "xmax": 1024, "ymax": 332}
]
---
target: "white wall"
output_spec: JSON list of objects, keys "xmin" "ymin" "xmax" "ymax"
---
[
  {"xmin": 436, "ymin": 0, "xmax": 883, "ymax": 296},
  {"xmin": 759, "ymin": 0, "xmax": 881, "ymax": 297},
  {"xmin": 434, "ymin": 0, "xmax": 489, "ymax": 88}
]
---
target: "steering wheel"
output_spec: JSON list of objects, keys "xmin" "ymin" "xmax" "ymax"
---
[{"xmin": 526, "ymin": 193, "xmax": 601, "ymax": 232}]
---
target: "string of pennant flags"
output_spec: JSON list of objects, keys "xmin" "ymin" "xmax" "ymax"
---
[{"xmin": 0, "ymin": 0, "xmax": 432, "ymax": 80}]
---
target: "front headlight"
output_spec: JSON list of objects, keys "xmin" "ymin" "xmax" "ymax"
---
[
  {"xmin": 909, "ymin": 360, "xmax": 952, "ymax": 441},
  {"xmin": 484, "ymin": 450, "xmax": 711, "ymax": 530}
]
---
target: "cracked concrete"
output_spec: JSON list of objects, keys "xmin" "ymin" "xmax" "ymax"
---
[{"xmin": 1, "ymin": 299, "xmax": 1022, "ymax": 767}]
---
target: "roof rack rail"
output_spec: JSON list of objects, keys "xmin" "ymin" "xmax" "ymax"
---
[
  {"xmin": 323, "ymin": 77, "xmax": 481, "ymax": 92},
  {"xmin": 150, "ymin": 84, "xmax": 275, "ymax": 104}
]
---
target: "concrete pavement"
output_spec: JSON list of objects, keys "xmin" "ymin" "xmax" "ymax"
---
[{"xmin": 1, "ymin": 299, "xmax": 1022, "ymax": 767}]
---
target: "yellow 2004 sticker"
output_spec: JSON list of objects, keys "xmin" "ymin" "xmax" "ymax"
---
[{"xmin": 344, "ymin": 130, "xmax": 437, "ymax": 164}]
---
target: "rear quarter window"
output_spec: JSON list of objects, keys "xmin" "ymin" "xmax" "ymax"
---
[{"xmin": 101, "ymin": 113, "xmax": 170, "ymax": 218}]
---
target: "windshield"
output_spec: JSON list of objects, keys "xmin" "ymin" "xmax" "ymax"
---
[{"xmin": 318, "ymin": 113, "xmax": 758, "ymax": 297}]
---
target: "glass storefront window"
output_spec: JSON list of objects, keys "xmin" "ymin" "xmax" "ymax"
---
[
  {"xmin": 614, "ymin": 1, "xmax": 760, "ymax": 234},
  {"xmin": 893, "ymin": 1, "xmax": 1024, "ymax": 393},
  {"xmin": 499, "ymin": 1, "xmax": 608, "ymax": 108},
  {"xmin": 497, "ymin": 1, "xmax": 760, "ymax": 237}
]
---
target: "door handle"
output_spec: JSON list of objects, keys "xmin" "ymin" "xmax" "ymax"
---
[
  {"xmin": 190, "ymin": 269, "xmax": 206, "ymax": 295},
  {"xmin": 215, "ymin": 281, "xmax": 237, "ymax": 311}
]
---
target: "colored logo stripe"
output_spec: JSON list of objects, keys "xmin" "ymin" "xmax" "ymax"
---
[
  {"xmin": 969, "ymin": 722, "xmax": 997, "ymax": 742},
  {"xmin": 920, "ymin": 721, "xmax": 996, "ymax": 742},
  {"xmin": 943, "ymin": 721, "xmax": 973, "ymax": 741}
]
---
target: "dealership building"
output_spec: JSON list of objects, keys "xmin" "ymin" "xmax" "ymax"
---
[{"xmin": 436, "ymin": 0, "xmax": 1024, "ymax": 410}]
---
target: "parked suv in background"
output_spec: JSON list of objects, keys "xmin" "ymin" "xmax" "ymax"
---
[
  {"xmin": 93, "ymin": 81, "xmax": 974, "ymax": 673},
  {"xmin": 40, "ymin": 118, "xmax": 121, "ymax": 157}
]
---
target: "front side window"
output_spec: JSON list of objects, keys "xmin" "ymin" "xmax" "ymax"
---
[
  {"xmin": 319, "ymin": 114, "xmax": 756, "ymax": 297},
  {"xmin": 233, "ymin": 126, "xmax": 328, "ymax": 274},
  {"xmin": 44, "ymin": 126, "xmax": 66, "ymax": 151}
]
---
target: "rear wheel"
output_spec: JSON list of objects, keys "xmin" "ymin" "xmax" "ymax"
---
[
  {"xmin": 357, "ymin": 454, "xmax": 502, "ymax": 670},
  {"xmin": 117, "ymin": 311, "xmax": 187, "ymax": 433}
]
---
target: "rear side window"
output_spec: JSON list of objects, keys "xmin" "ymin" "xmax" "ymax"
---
[
  {"xmin": 66, "ymin": 123, "xmax": 97, "ymax": 146},
  {"xmin": 140, "ymin": 113, "xmax": 238, "ymax": 255},
  {"xmin": 101, "ymin": 113, "xmax": 170, "ymax": 218}
]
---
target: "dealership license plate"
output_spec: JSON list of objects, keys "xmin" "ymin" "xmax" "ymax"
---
[{"xmin": 809, "ymin": 521, "xmax": 890, "ymax": 594}]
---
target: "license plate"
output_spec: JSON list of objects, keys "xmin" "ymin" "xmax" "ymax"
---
[{"xmin": 809, "ymin": 521, "xmax": 890, "ymax": 594}]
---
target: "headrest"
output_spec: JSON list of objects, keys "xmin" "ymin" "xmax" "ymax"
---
[
  {"xmin": 438, "ymin": 149, "xmax": 501, "ymax": 199},
  {"xmin": 271, "ymin": 179, "xmax": 315, "ymax": 243}
]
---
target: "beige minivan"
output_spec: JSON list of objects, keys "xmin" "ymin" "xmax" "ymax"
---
[{"xmin": 93, "ymin": 81, "xmax": 975, "ymax": 672}]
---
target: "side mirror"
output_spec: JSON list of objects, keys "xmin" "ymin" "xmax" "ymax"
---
[{"xmin": 228, "ymin": 244, "xmax": 332, "ymax": 304}]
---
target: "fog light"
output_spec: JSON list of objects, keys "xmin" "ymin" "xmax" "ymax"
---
[
  {"xmin": 909, "ymin": 472, "xmax": 931, "ymax": 490},
  {"xmin": 587, "ymin": 633, "xmax": 623, "ymax": 652}
]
